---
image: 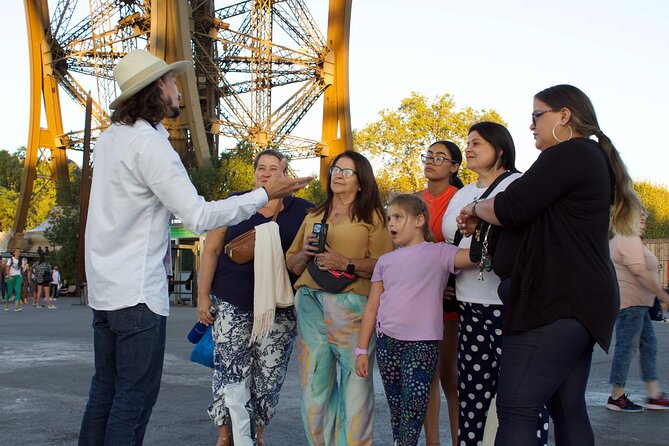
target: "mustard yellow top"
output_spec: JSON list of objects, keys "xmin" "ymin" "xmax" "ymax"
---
[{"xmin": 286, "ymin": 210, "xmax": 394, "ymax": 296}]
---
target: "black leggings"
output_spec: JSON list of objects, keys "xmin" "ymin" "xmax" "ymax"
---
[{"xmin": 495, "ymin": 318, "xmax": 595, "ymax": 446}]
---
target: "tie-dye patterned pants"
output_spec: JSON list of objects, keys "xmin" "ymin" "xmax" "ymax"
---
[
  {"xmin": 295, "ymin": 287, "xmax": 376, "ymax": 446},
  {"xmin": 208, "ymin": 300, "xmax": 297, "ymax": 429}
]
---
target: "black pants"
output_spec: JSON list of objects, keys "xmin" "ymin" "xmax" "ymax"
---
[{"xmin": 495, "ymin": 318, "xmax": 595, "ymax": 446}]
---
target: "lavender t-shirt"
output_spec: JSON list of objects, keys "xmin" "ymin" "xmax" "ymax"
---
[{"xmin": 371, "ymin": 241, "xmax": 459, "ymax": 341}]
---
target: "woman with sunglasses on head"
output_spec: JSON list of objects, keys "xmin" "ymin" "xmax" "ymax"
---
[
  {"xmin": 458, "ymin": 85, "xmax": 643, "ymax": 445},
  {"xmin": 417, "ymin": 141, "xmax": 463, "ymax": 446},
  {"xmin": 286, "ymin": 150, "xmax": 394, "ymax": 446},
  {"xmin": 442, "ymin": 122, "xmax": 551, "ymax": 446}
]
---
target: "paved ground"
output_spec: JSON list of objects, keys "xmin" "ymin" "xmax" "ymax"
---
[{"xmin": 1, "ymin": 298, "xmax": 668, "ymax": 445}]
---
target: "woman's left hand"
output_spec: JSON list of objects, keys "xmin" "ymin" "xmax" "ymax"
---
[
  {"xmin": 197, "ymin": 294, "xmax": 215, "ymax": 326},
  {"xmin": 457, "ymin": 203, "xmax": 481, "ymax": 237},
  {"xmin": 315, "ymin": 246, "xmax": 348, "ymax": 271}
]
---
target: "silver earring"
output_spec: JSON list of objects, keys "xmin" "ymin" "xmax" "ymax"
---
[{"xmin": 552, "ymin": 123, "xmax": 573, "ymax": 143}]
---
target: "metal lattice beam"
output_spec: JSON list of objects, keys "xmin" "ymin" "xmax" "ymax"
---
[{"xmin": 14, "ymin": 0, "xmax": 352, "ymax": 239}]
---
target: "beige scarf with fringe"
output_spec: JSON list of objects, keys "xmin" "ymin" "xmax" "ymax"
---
[{"xmin": 250, "ymin": 221, "xmax": 294, "ymax": 345}]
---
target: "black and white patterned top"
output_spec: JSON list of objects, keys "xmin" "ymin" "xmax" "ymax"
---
[{"xmin": 32, "ymin": 261, "xmax": 52, "ymax": 284}]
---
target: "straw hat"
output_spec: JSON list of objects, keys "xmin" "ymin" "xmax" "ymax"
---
[{"xmin": 109, "ymin": 49, "xmax": 191, "ymax": 109}]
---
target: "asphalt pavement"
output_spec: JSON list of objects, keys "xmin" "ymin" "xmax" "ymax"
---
[{"xmin": 1, "ymin": 298, "xmax": 668, "ymax": 445}]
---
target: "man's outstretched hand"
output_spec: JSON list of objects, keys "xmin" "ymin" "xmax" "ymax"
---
[{"xmin": 263, "ymin": 159, "xmax": 313, "ymax": 199}]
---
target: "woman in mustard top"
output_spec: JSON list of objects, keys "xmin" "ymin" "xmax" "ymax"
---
[{"xmin": 286, "ymin": 150, "xmax": 393, "ymax": 446}]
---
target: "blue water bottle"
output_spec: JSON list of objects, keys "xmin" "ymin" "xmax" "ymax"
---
[{"xmin": 187, "ymin": 305, "xmax": 217, "ymax": 344}]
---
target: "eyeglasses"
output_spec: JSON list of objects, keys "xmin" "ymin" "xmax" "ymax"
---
[
  {"xmin": 329, "ymin": 166, "xmax": 357, "ymax": 178},
  {"xmin": 420, "ymin": 153, "xmax": 456, "ymax": 166},
  {"xmin": 531, "ymin": 109, "xmax": 554, "ymax": 125}
]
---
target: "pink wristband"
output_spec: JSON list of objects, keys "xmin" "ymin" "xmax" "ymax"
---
[{"xmin": 354, "ymin": 347, "xmax": 368, "ymax": 356}]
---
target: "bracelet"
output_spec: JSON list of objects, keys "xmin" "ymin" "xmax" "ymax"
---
[
  {"xmin": 471, "ymin": 200, "xmax": 479, "ymax": 218},
  {"xmin": 354, "ymin": 347, "xmax": 368, "ymax": 356}
]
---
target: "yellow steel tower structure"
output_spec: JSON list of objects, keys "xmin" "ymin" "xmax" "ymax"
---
[{"xmin": 13, "ymin": 0, "xmax": 352, "ymax": 247}]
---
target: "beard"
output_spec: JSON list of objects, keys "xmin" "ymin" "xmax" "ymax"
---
[{"xmin": 166, "ymin": 105, "xmax": 181, "ymax": 119}]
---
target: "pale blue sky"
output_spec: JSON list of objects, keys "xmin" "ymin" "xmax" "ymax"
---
[{"xmin": 1, "ymin": 1, "xmax": 667, "ymax": 185}]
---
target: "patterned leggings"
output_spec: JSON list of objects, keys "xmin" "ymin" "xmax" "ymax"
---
[
  {"xmin": 208, "ymin": 300, "xmax": 296, "ymax": 428},
  {"xmin": 376, "ymin": 334, "xmax": 439, "ymax": 446},
  {"xmin": 458, "ymin": 301, "xmax": 548, "ymax": 446}
]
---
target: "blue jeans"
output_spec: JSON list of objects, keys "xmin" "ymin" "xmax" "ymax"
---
[
  {"xmin": 79, "ymin": 304, "xmax": 166, "ymax": 446},
  {"xmin": 609, "ymin": 306, "xmax": 658, "ymax": 387},
  {"xmin": 495, "ymin": 318, "xmax": 595, "ymax": 446}
]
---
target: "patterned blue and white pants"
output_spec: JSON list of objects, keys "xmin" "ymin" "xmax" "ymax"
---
[{"xmin": 208, "ymin": 300, "xmax": 297, "ymax": 428}]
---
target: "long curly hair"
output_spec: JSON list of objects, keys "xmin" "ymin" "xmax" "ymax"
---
[{"xmin": 110, "ymin": 76, "xmax": 170, "ymax": 125}]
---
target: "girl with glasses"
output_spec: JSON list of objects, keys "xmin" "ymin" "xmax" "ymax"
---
[{"xmin": 417, "ymin": 140, "xmax": 463, "ymax": 446}]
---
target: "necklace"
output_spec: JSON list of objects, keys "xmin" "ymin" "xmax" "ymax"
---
[{"xmin": 331, "ymin": 207, "xmax": 348, "ymax": 219}]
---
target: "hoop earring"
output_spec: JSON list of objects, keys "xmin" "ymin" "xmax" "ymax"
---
[{"xmin": 552, "ymin": 124, "xmax": 573, "ymax": 143}]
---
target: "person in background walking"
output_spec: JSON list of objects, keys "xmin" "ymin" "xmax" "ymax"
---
[
  {"xmin": 32, "ymin": 254, "xmax": 55, "ymax": 309},
  {"xmin": 1, "ymin": 259, "xmax": 6, "ymax": 306},
  {"xmin": 50, "ymin": 265, "xmax": 61, "ymax": 301},
  {"xmin": 4, "ymin": 249, "xmax": 24, "ymax": 312},
  {"xmin": 21, "ymin": 259, "xmax": 32, "ymax": 305},
  {"xmin": 606, "ymin": 210, "xmax": 669, "ymax": 412}
]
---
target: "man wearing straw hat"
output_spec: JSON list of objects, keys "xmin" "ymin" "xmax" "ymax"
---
[{"xmin": 78, "ymin": 49, "xmax": 311, "ymax": 445}]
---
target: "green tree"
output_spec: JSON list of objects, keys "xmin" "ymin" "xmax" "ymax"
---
[
  {"xmin": 0, "ymin": 148, "xmax": 59, "ymax": 231},
  {"xmin": 0, "ymin": 187, "xmax": 19, "ymax": 231},
  {"xmin": 634, "ymin": 181, "xmax": 669, "ymax": 239},
  {"xmin": 0, "ymin": 149, "xmax": 23, "ymax": 192},
  {"xmin": 189, "ymin": 164, "xmax": 225, "ymax": 201},
  {"xmin": 354, "ymin": 92, "xmax": 506, "ymax": 200},
  {"xmin": 25, "ymin": 157, "xmax": 58, "ymax": 229},
  {"xmin": 44, "ymin": 205, "xmax": 80, "ymax": 283},
  {"xmin": 218, "ymin": 147, "xmax": 255, "ymax": 196},
  {"xmin": 295, "ymin": 177, "xmax": 326, "ymax": 205},
  {"xmin": 189, "ymin": 142, "xmax": 255, "ymax": 200},
  {"xmin": 43, "ymin": 167, "xmax": 82, "ymax": 283}
]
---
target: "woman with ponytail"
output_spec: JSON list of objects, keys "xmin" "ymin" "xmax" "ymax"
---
[{"xmin": 457, "ymin": 84, "xmax": 642, "ymax": 446}]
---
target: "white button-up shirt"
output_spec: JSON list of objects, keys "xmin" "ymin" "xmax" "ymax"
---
[{"xmin": 85, "ymin": 120, "xmax": 267, "ymax": 316}]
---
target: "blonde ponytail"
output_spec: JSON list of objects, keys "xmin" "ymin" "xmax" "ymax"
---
[{"xmin": 595, "ymin": 131, "xmax": 643, "ymax": 236}]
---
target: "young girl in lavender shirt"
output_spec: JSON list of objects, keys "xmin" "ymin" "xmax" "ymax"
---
[{"xmin": 355, "ymin": 194, "xmax": 473, "ymax": 446}]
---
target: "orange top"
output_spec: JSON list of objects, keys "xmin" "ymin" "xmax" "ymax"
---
[{"xmin": 420, "ymin": 185, "xmax": 459, "ymax": 243}]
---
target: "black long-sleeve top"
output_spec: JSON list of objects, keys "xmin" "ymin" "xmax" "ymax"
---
[{"xmin": 494, "ymin": 138, "xmax": 619, "ymax": 352}]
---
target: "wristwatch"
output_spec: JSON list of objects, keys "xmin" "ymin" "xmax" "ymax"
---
[{"xmin": 346, "ymin": 258, "xmax": 355, "ymax": 275}]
